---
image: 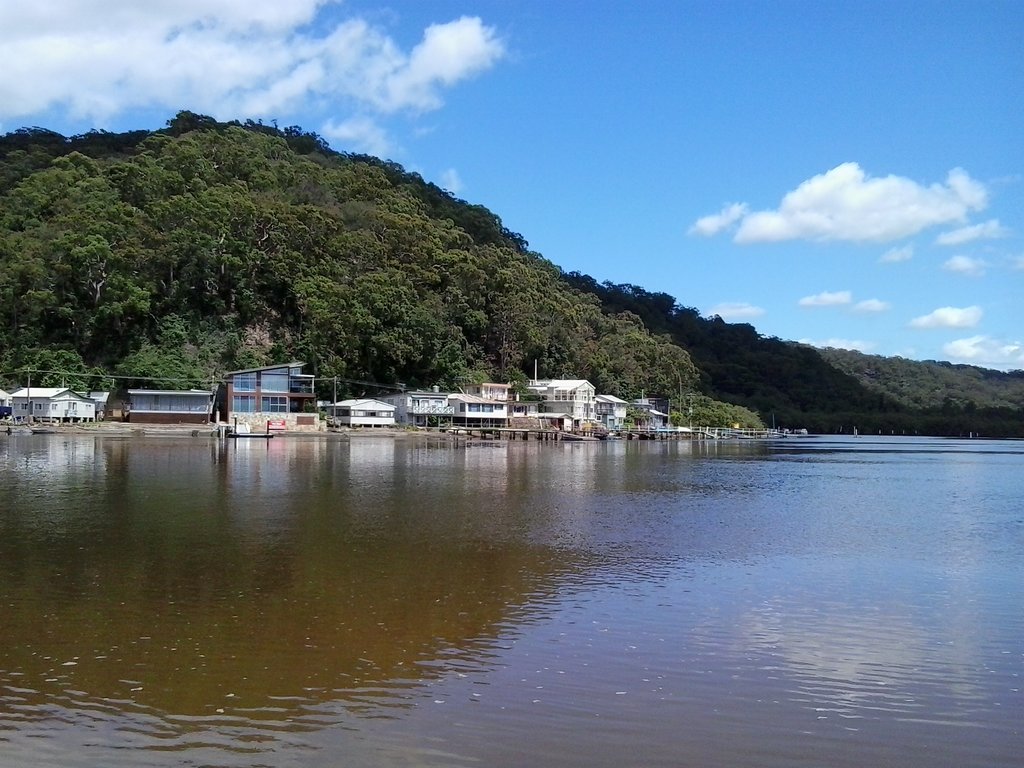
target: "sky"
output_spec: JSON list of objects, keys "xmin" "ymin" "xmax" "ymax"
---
[{"xmin": 2, "ymin": 0, "xmax": 1021, "ymax": 369}]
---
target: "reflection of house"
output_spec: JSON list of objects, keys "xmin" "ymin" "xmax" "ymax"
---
[
  {"xmin": 326, "ymin": 399, "xmax": 396, "ymax": 428},
  {"xmin": 595, "ymin": 394, "xmax": 629, "ymax": 431},
  {"xmin": 379, "ymin": 389, "xmax": 453, "ymax": 427},
  {"xmin": 449, "ymin": 393, "xmax": 508, "ymax": 428},
  {"xmin": 10, "ymin": 387, "xmax": 96, "ymax": 422},
  {"xmin": 221, "ymin": 363, "xmax": 319, "ymax": 431},
  {"xmin": 527, "ymin": 379, "xmax": 596, "ymax": 427},
  {"xmin": 126, "ymin": 389, "xmax": 213, "ymax": 424}
]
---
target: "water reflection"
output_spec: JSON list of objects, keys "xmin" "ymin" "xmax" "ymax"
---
[{"xmin": 1, "ymin": 434, "xmax": 1020, "ymax": 768}]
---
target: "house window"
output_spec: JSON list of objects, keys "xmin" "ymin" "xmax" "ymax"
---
[
  {"xmin": 233, "ymin": 395, "xmax": 256, "ymax": 413},
  {"xmin": 261, "ymin": 396, "xmax": 288, "ymax": 412},
  {"xmin": 233, "ymin": 372, "xmax": 257, "ymax": 392},
  {"xmin": 261, "ymin": 369, "xmax": 289, "ymax": 393}
]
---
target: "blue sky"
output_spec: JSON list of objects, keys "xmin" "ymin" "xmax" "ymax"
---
[{"xmin": 2, "ymin": 1, "xmax": 1021, "ymax": 369}]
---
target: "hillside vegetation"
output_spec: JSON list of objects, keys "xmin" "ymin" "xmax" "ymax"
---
[{"xmin": 1, "ymin": 113, "xmax": 1021, "ymax": 436}]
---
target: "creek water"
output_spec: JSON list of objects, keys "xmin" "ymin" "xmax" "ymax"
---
[{"xmin": 0, "ymin": 433, "xmax": 1021, "ymax": 767}]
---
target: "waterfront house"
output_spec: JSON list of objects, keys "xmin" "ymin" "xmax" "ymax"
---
[
  {"xmin": 126, "ymin": 389, "xmax": 213, "ymax": 424},
  {"xmin": 448, "ymin": 393, "xmax": 508, "ymax": 428},
  {"xmin": 10, "ymin": 387, "xmax": 96, "ymax": 423},
  {"xmin": 631, "ymin": 399, "xmax": 669, "ymax": 429},
  {"xmin": 220, "ymin": 362, "xmax": 319, "ymax": 431},
  {"xmin": 379, "ymin": 388, "xmax": 454, "ymax": 428},
  {"xmin": 463, "ymin": 382, "xmax": 511, "ymax": 401},
  {"xmin": 595, "ymin": 394, "xmax": 629, "ymax": 431},
  {"xmin": 0, "ymin": 388, "xmax": 11, "ymax": 418},
  {"xmin": 326, "ymin": 399, "xmax": 396, "ymax": 428},
  {"xmin": 526, "ymin": 379, "xmax": 597, "ymax": 428}
]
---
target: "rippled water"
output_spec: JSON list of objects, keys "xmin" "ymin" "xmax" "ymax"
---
[{"xmin": 0, "ymin": 434, "xmax": 1020, "ymax": 767}]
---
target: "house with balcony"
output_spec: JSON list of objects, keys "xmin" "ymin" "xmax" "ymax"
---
[
  {"xmin": 10, "ymin": 387, "xmax": 96, "ymax": 423},
  {"xmin": 380, "ymin": 389, "xmax": 454, "ymax": 428},
  {"xmin": 326, "ymin": 399, "xmax": 396, "ymax": 428},
  {"xmin": 526, "ymin": 379, "xmax": 597, "ymax": 428},
  {"xmin": 448, "ymin": 393, "xmax": 508, "ymax": 428},
  {"xmin": 463, "ymin": 382, "xmax": 511, "ymax": 402},
  {"xmin": 126, "ymin": 389, "xmax": 213, "ymax": 424},
  {"xmin": 220, "ymin": 362, "xmax": 320, "ymax": 431},
  {"xmin": 595, "ymin": 394, "xmax": 629, "ymax": 431}
]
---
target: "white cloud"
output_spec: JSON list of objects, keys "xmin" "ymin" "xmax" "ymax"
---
[
  {"xmin": 321, "ymin": 115, "xmax": 391, "ymax": 156},
  {"xmin": 688, "ymin": 203, "xmax": 748, "ymax": 237},
  {"xmin": 706, "ymin": 302, "xmax": 765, "ymax": 321},
  {"xmin": 0, "ymin": 2, "xmax": 505, "ymax": 134},
  {"xmin": 853, "ymin": 299, "xmax": 890, "ymax": 313},
  {"xmin": 439, "ymin": 168, "xmax": 463, "ymax": 195},
  {"xmin": 943, "ymin": 335, "xmax": 1024, "ymax": 369},
  {"xmin": 691, "ymin": 163, "xmax": 988, "ymax": 244},
  {"xmin": 880, "ymin": 244, "xmax": 914, "ymax": 263},
  {"xmin": 935, "ymin": 219, "xmax": 1008, "ymax": 246},
  {"xmin": 800, "ymin": 338, "xmax": 877, "ymax": 353},
  {"xmin": 1012, "ymin": 255, "xmax": 1024, "ymax": 270},
  {"xmin": 942, "ymin": 255, "xmax": 987, "ymax": 277},
  {"xmin": 909, "ymin": 306, "xmax": 983, "ymax": 329},
  {"xmin": 798, "ymin": 290, "xmax": 852, "ymax": 307}
]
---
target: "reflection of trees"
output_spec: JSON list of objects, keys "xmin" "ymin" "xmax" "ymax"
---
[{"xmin": 0, "ymin": 437, "xmax": 591, "ymax": 725}]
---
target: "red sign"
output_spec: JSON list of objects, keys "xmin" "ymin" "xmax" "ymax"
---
[{"xmin": 267, "ymin": 419, "xmax": 287, "ymax": 431}]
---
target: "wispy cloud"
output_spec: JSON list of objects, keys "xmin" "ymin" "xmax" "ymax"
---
[
  {"xmin": 853, "ymin": 299, "xmax": 890, "ymax": 313},
  {"xmin": 321, "ymin": 115, "xmax": 392, "ymax": 156},
  {"xmin": 1009, "ymin": 254, "xmax": 1024, "ymax": 270},
  {"xmin": 798, "ymin": 290, "xmax": 852, "ymax": 308},
  {"xmin": 706, "ymin": 301, "xmax": 765, "ymax": 321},
  {"xmin": 909, "ymin": 306, "xmax": 983, "ymax": 329},
  {"xmin": 691, "ymin": 163, "xmax": 988, "ymax": 244},
  {"xmin": 800, "ymin": 338, "xmax": 876, "ymax": 353},
  {"xmin": 942, "ymin": 255, "xmax": 987, "ymax": 277},
  {"xmin": 879, "ymin": 244, "xmax": 914, "ymax": 263},
  {"xmin": 0, "ymin": 1, "xmax": 505, "ymax": 153},
  {"xmin": 688, "ymin": 203, "xmax": 748, "ymax": 236},
  {"xmin": 439, "ymin": 168, "xmax": 463, "ymax": 195},
  {"xmin": 935, "ymin": 219, "xmax": 1008, "ymax": 246},
  {"xmin": 943, "ymin": 335, "xmax": 1024, "ymax": 369}
]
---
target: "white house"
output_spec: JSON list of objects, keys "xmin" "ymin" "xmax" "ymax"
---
[
  {"xmin": 527, "ymin": 379, "xmax": 597, "ymax": 427},
  {"xmin": 10, "ymin": 387, "xmax": 96, "ymax": 423},
  {"xmin": 448, "ymin": 393, "xmax": 508, "ymax": 428},
  {"xmin": 326, "ymin": 399, "xmax": 396, "ymax": 428},
  {"xmin": 463, "ymin": 382, "xmax": 511, "ymax": 401},
  {"xmin": 0, "ymin": 388, "xmax": 12, "ymax": 419},
  {"xmin": 595, "ymin": 394, "xmax": 629, "ymax": 431},
  {"xmin": 379, "ymin": 389, "xmax": 454, "ymax": 427}
]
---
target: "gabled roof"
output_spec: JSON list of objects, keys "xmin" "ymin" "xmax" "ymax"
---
[
  {"xmin": 331, "ymin": 398, "xmax": 396, "ymax": 410},
  {"xmin": 596, "ymin": 394, "xmax": 629, "ymax": 404},
  {"xmin": 10, "ymin": 387, "xmax": 93, "ymax": 401},
  {"xmin": 539, "ymin": 379, "xmax": 593, "ymax": 389}
]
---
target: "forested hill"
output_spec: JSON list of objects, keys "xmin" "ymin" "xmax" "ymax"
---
[
  {"xmin": 1, "ymin": 113, "xmax": 1021, "ymax": 436},
  {"xmin": 563, "ymin": 276, "xmax": 1024, "ymax": 437},
  {"xmin": 0, "ymin": 113, "xmax": 703, "ymax": 410}
]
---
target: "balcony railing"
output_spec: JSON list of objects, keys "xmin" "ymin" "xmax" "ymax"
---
[{"xmin": 410, "ymin": 404, "xmax": 455, "ymax": 415}]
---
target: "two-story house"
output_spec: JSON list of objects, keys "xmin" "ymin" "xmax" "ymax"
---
[
  {"xmin": 595, "ymin": 394, "xmax": 629, "ymax": 431},
  {"xmin": 380, "ymin": 388, "xmax": 454, "ymax": 428},
  {"xmin": 220, "ymin": 363, "xmax": 319, "ymax": 431},
  {"xmin": 527, "ymin": 379, "xmax": 597, "ymax": 428}
]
